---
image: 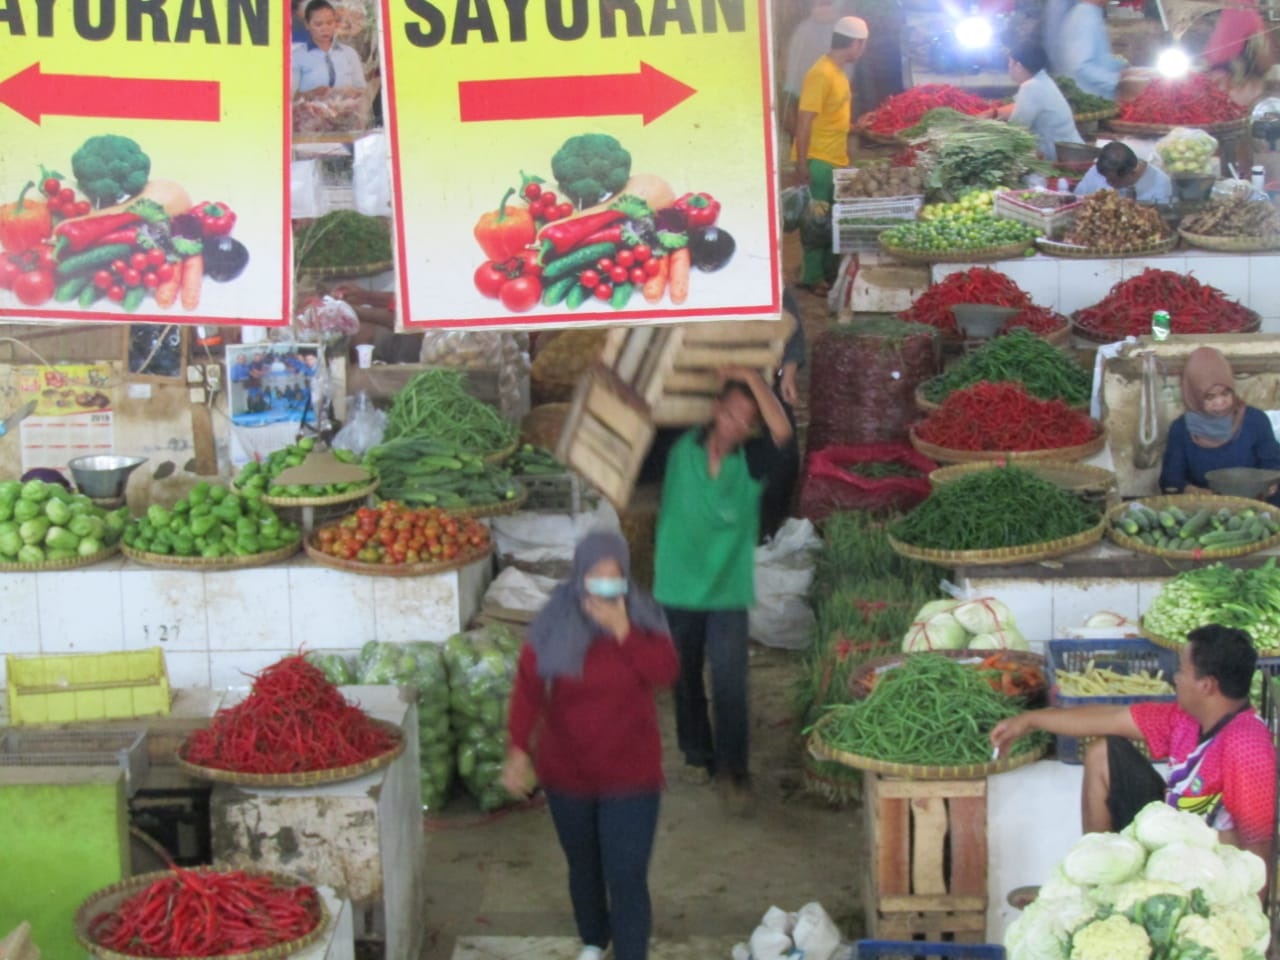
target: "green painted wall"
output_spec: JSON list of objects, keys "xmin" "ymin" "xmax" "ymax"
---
[{"xmin": 0, "ymin": 766, "xmax": 128, "ymax": 960}]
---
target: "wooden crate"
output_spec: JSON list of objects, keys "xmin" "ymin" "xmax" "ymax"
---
[
  {"xmin": 600, "ymin": 318, "xmax": 793, "ymax": 426},
  {"xmin": 864, "ymin": 775, "xmax": 988, "ymax": 943},
  {"xmin": 555, "ymin": 364, "xmax": 655, "ymax": 509}
]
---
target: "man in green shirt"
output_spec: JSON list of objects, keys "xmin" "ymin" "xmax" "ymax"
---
[{"xmin": 653, "ymin": 366, "xmax": 794, "ymax": 806}]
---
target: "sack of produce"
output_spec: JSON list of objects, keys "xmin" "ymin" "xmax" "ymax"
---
[
  {"xmin": 901, "ymin": 599, "xmax": 966, "ymax": 651},
  {"xmin": 443, "ymin": 624, "xmax": 524, "ymax": 812},
  {"xmin": 305, "ymin": 651, "xmax": 357, "ymax": 685},
  {"xmin": 1151, "ymin": 127, "xmax": 1219, "ymax": 175},
  {"xmin": 798, "ymin": 443, "xmax": 935, "ymax": 522},
  {"xmin": 780, "ymin": 184, "xmax": 810, "ymax": 233},
  {"xmin": 356, "ymin": 640, "xmax": 454, "ymax": 811},
  {"xmin": 749, "ymin": 518, "xmax": 821, "ymax": 651}
]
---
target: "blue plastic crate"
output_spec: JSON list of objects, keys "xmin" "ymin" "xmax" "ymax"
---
[
  {"xmin": 1046, "ymin": 638, "xmax": 1178, "ymax": 763},
  {"xmin": 853, "ymin": 941, "xmax": 1004, "ymax": 959}
]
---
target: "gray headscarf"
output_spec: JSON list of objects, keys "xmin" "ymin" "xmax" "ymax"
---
[{"xmin": 527, "ymin": 529, "xmax": 669, "ymax": 679}]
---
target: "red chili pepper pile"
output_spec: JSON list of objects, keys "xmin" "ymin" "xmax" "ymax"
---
[
  {"xmin": 890, "ymin": 144, "xmax": 923, "ymax": 167},
  {"xmin": 1116, "ymin": 75, "xmax": 1244, "ymax": 125},
  {"xmin": 184, "ymin": 654, "xmax": 396, "ymax": 773},
  {"xmin": 916, "ymin": 382, "xmax": 1096, "ymax": 451},
  {"xmin": 1003, "ymin": 305, "xmax": 1069, "ymax": 337},
  {"xmin": 90, "ymin": 868, "xmax": 320, "ymax": 957},
  {"xmin": 898, "ymin": 267, "xmax": 1031, "ymax": 335},
  {"xmin": 860, "ymin": 84, "xmax": 991, "ymax": 137},
  {"xmin": 1073, "ymin": 268, "xmax": 1257, "ymax": 340}
]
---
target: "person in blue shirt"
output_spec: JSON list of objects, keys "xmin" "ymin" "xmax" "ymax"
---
[
  {"xmin": 987, "ymin": 42, "xmax": 1083, "ymax": 161},
  {"xmin": 1060, "ymin": 0, "xmax": 1126, "ymax": 100},
  {"xmin": 1160, "ymin": 346, "xmax": 1280, "ymax": 504},
  {"xmin": 292, "ymin": 0, "xmax": 366, "ymax": 98},
  {"xmin": 1074, "ymin": 141, "xmax": 1173, "ymax": 203}
]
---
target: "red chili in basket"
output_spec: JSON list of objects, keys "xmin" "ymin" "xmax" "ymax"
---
[
  {"xmin": 1073, "ymin": 268, "xmax": 1257, "ymax": 341},
  {"xmin": 1002, "ymin": 304, "xmax": 1070, "ymax": 336},
  {"xmin": 89, "ymin": 868, "xmax": 321, "ymax": 957},
  {"xmin": 860, "ymin": 84, "xmax": 992, "ymax": 137},
  {"xmin": 1116, "ymin": 75, "xmax": 1244, "ymax": 125},
  {"xmin": 916, "ymin": 381, "xmax": 1096, "ymax": 451},
  {"xmin": 898, "ymin": 267, "xmax": 1032, "ymax": 335},
  {"xmin": 183, "ymin": 654, "xmax": 395, "ymax": 774}
]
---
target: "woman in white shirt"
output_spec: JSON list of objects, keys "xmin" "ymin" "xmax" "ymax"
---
[{"xmin": 987, "ymin": 43, "xmax": 1083, "ymax": 161}]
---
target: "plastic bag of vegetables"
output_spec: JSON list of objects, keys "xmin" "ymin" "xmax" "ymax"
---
[
  {"xmin": 356, "ymin": 640, "xmax": 454, "ymax": 811},
  {"xmin": 443, "ymin": 624, "xmax": 523, "ymax": 812},
  {"xmin": 305, "ymin": 651, "xmax": 357, "ymax": 686}
]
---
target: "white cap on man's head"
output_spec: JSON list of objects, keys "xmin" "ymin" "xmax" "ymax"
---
[{"xmin": 833, "ymin": 15, "xmax": 868, "ymax": 39}]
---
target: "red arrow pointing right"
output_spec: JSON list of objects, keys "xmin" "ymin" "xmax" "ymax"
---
[{"xmin": 459, "ymin": 62, "xmax": 696, "ymax": 126}]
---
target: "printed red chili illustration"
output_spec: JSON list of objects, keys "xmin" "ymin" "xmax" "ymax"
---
[
  {"xmin": 182, "ymin": 654, "xmax": 396, "ymax": 774},
  {"xmin": 53, "ymin": 210, "xmax": 142, "ymax": 255},
  {"xmin": 1074, "ymin": 268, "xmax": 1257, "ymax": 340},
  {"xmin": 915, "ymin": 381, "xmax": 1097, "ymax": 452},
  {"xmin": 89, "ymin": 867, "xmax": 322, "ymax": 957}
]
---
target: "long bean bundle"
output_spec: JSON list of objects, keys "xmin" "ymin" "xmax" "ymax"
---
[
  {"xmin": 383, "ymin": 369, "xmax": 518, "ymax": 452},
  {"xmin": 890, "ymin": 464, "xmax": 1098, "ymax": 551},
  {"xmin": 811, "ymin": 653, "xmax": 1048, "ymax": 765},
  {"xmin": 921, "ymin": 329, "xmax": 1091, "ymax": 405}
]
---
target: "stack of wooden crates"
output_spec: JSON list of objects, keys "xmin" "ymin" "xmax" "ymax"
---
[{"xmin": 554, "ymin": 318, "xmax": 794, "ymax": 507}]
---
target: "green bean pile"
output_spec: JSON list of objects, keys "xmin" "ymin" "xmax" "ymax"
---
[
  {"xmin": 920, "ymin": 328, "xmax": 1092, "ymax": 406},
  {"xmin": 811, "ymin": 653, "xmax": 1048, "ymax": 765},
  {"xmin": 383, "ymin": 369, "xmax": 518, "ymax": 453},
  {"xmin": 890, "ymin": 465, "xmax": 1098, "ymax": 551}
]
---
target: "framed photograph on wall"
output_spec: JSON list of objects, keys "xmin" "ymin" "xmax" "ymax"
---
[
  {"xmin": 225, "ymin": 343, "xmax": 321, "ymax": 427},
  {"xmin": 124, "ymin": 324, "xmax": 188, "ymax": 382}
]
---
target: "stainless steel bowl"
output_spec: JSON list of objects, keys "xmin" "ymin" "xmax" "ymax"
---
[
  {"xmin": 67, "ymin": 455, "xmax": 148, "ymax": 499},
  {"xmin": 953, "ymin": 303, "xmax": 1019, "ymax": 339},
  {"xmin": 1205, "ymin": 467, "xmax": 1280, "ymax": 500}
]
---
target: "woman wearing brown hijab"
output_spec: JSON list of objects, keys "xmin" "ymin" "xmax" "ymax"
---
[{"xmin": 1159, "ymin": 346, "xmax": 1280, "ymax": 502}]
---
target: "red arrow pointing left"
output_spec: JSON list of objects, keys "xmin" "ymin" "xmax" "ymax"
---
[{"xmin": 0, "ymin": 63, "xmax": 220, "ymax": 125}]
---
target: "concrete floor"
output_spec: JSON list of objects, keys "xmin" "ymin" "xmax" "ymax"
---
[{"xmin": 420, "ymin": 645, "xmax": 865, "ymax": 960}]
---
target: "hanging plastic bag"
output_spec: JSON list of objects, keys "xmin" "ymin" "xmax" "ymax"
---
[
  {"xmin": 799, "ymin": 196, "xmax": 832, "ymax": 248},
  {"xmin": 1134, "ymin": 351, "xmax": 1161, "ymax": 469},
  {"xmin": 781, "ymin": 184, "xmax": 810, "ymax": 233},
  {"xmin": 290, "ymin": 159, "xmax": 324, "ymax": 220},
  {"xmin": 353, "ymin": 131, "xmax": 393, "ymax": 216},
  {"xmin": 333, "ymin": 391, "xmax": 387, "ymax": 456},
  {"xmin": 1150, "ymin": 127, "xmax": 1219, "ymax": 175}
]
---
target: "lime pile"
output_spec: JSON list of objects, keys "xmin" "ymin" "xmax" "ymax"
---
[{"xmin": 882, "ymin": 190, "xmax": 1037, "ymax": 254}]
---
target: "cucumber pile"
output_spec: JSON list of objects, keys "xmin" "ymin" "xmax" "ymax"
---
[
  {"xmin": 1113, "ymin": 501, "xmax": 1280, "ymax": 553},
  {"xmin": 367, "ymin": 437, "xmax": 522, "ymax": 510}
]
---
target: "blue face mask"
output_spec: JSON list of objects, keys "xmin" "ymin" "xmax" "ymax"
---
[{"xmin": 584, "ymin": 576, "xmax": 628, "ymax": 599}]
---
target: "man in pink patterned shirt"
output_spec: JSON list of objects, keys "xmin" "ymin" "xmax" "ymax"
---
[{"xmin": 992, "ymin": 624, "xmax": 1276, "ymax": 869}]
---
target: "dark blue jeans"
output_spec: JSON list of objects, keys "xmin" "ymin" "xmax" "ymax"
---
[
  {"xmin": 665, "ymin": 607, "xmax": 750, "ymax": 780},
  {"xmin": 545, "ymin": 790, "xmax": 661, "ymax": 960}
]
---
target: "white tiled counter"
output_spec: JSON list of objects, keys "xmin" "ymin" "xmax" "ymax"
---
[{"xmin": 0, "ymin": 554, "xmax": 492, "ymax": 692}]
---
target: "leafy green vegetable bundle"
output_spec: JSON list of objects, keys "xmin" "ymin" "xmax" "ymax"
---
[
  {"xmin": 1142, "ymin": 560, "xmax": 1280, "ymax": 652},
  {"xmin": 913, "ymin": 116, "xmax": 1045, "ymax": 200},
  {"xmin": 890, "ymin": 465, "xmax": 1099, "ymax": 551},
  {"xmin": 921, "ymin": 329, "xmax": 1093, "ymax": 406},
  {"xmin": 810, "ymin": 653, "xmax": 1047, "ymax": 765}
]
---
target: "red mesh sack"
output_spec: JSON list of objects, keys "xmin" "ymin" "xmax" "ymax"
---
[{"xmin": 798, "ymin": 443, "xmax": 936, "ymax": 521}]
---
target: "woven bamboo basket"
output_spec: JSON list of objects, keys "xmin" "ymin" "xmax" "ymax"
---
[
  {"xmin": 914, "ymin": 378, "xmax": 1091, "ymax": 414},
  {"xmin": 483, "ymin": 440, "xmax": 519, "ymax": 465},
  {"xmin": 0, "ymin": 543, "xmax": 121, "ymax": 573},
  {"xmin": 807, "ymin": 712, "xmax": 1050, "ymax": 779},
  {"xmin": 848, "ymin": 649, "xmax": 1048, "ymax": 702},
  {"xmin": 76, "ymin": 867, "xmax": 329, "ymax": 960},
  {"xmin": 303, "ymin": 535, "xmax": 492, "ymax": 577},
  {"xmin": 1104, "ymin": 117, "xmax": 1246, "ymax": 137},
  {"xmin": 1177, "ymin": 230, "xmax": 1280, "ymax": 253},
  {"xmin": 121, "ymin": 540, "xmax": 301, "ymax": 571},
  {"xmin": 886, "ymin": 514, "xmax": 1106, "ymax": 567},
  {"xmin": 175, "ymin": 719, "xmax": 404, "ymax": 787},
  {"xmin": 880, "ymin": 238, "xmax": 1034, "ymax": 264},
  {"xmin": 908, "ymin": 422, "xmax": 1108, "ymax": 465},
  {"xmin": 930, "ymin": 459, "xmax": 1116, "ymax": 496},
  {"xmin": 440, "ymin": 484, "xmax": 529, "ymax": 519},
  {"xmin": 258, "ymin": 478, "xmax": 378, "ymax": 508},
  {"xmin": 801, "ymin": 751, "xmax": 863, "ymax": 807},
  {"xmin": 1071, "ymin": 308, "xmax": 1261, "ymax": 344},
  {"xmin": 1106, "ymin": 494, "xmax": 1280, "ymax": 560},
  {"xmin": 856, "ymin": 126, "xmax": 908, "ymax": 147},
  {"xmin": 1142, "ymin": 617, "xmax": 1280, "ymax": 659},
  {"xmin": 1036, "ymin": 234, "xmax": 1177, "ymax": 259},
  {"xmin": 1072, "ymin": 106, "xmax": 1118, "ymax": 123}
]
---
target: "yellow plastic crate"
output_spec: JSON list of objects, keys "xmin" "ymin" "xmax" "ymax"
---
[{"xmin": 6, "ymin": 648, "xmax": 171, "ymax": 725}]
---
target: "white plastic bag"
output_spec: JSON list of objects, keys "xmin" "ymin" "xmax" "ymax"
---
[
  {"xmin": 353, "ymin": 131, "xmax": 393, "ymax": 216},
  {"xmin": 791, "ymin": 902, "xmax": 842, "ymax": 960},
  {"xmin": 481, "ymin": 565, "xmax": 559, "ymax": 618},
  {"xmin": 1150, "ymin": 127, "xmax": 1219, "ymax": 175},
  {"xmin": 332, "ymin": 391, "xmax": 386, "ymax": 456},
  {"xmin": 290, "ymin": 159, "xmax": 324, "ymax": 220},
  {"xmin": 490, "ymin": 501, "xmax": 621, "ymax": 567},
  {"xmin": 750, "ymin": 519, "xmax": 821, "ymax": 650}
]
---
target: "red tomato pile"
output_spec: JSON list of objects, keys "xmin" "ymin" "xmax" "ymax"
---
[{"xmin": 314, "ymin": 502, "xmax": 489, "ymax": 566}]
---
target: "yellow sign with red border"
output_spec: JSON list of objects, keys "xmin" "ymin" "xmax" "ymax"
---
[
  {"xmin": 0, "ymin": 2, "xmax": 290, "ymax": 325},
  {"xmin": 380, "ymin": 0, "xmax": 781, "ymax": 328}
]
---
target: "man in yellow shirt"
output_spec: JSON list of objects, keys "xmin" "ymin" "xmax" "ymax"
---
[{"xmin": 793, "ymin": 15, "xmax": 867, "ymax": 296}]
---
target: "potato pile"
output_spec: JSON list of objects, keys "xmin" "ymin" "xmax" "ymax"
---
[
  {"xmin": 835, "ymin": 163, "xmax": 924, "ymax": 199},
  {"xmin": 1063, "ymin": 190, "xmax": 1169, "ymax": 249}
]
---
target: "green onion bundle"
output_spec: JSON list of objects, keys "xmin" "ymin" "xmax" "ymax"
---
[{"xmin": 1143, "ymin": 560, "xmax": 1280, "ymax": 651}]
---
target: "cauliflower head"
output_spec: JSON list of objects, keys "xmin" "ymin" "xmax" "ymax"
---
[
  {"xmin": 1171, "ymin": 913, "xmax": 1244, "ymax": 960},
  {"xmin": 1069, "ymin": 914, "xmax": 1151, "ymax": 960}
]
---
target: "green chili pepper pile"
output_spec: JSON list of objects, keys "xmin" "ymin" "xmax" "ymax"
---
[
  {"xmin": 811, "ymin": 653, "xmax": 1049, "ymax": 765},
  {"xmin": 890, "ymin": 464, "xmax": 1099, "ymax": 551},
  {"xmin": 383, "ymin": 368, "xmax": 518, "ymax": 453},
  {"xmin": 921, "ymin": 328, "xmax": 1092, "ymax": 405}
]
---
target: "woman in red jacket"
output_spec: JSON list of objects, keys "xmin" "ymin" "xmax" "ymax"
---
[{"xmin": 502, "ymin": 530, "xmax": 679, "ymax": 960}]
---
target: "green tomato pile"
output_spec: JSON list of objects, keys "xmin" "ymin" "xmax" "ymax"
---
[
  {"xmin": 883, "ymin": 190, "xmax": 1038, "ymax": 253},
  {"xmin": 0, "ymin": 479, "xmax": 127, "ymax": 564},
  {"xmin": 122, "ymin": 482, "xmax": 301, "ymax": 559}
]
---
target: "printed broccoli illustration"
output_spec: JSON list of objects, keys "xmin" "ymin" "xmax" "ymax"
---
[
  {"xmin": 550, "ymin": 133, "xmax": 631, "ymax": 209},
  {"xmin": 71, "ymin": 135, "xmax": 151, "ymax": 208}
]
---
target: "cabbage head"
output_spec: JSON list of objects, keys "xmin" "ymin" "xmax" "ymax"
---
[
  {"xmin": 1144, "ymin": 842, "xmax": 1233, "ymax": 907},
  {"xmin": 1133, "ymin": 801, "xmax": 1217, "ymax": 851},
  {"xmin": 1215, "ymin": 843, "xmax": 1267, "ymax": 899},
  {"xmin": 1062, "ymin": 831, "xmax": 1146, "ymax": 887},
  {"xmin": 901, "ymin": 608, "xmax": 967, "ymax": 652},
  {"xmin": 1005, "ymin": 894, "xmax": 1092, "ymax": 960}
]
